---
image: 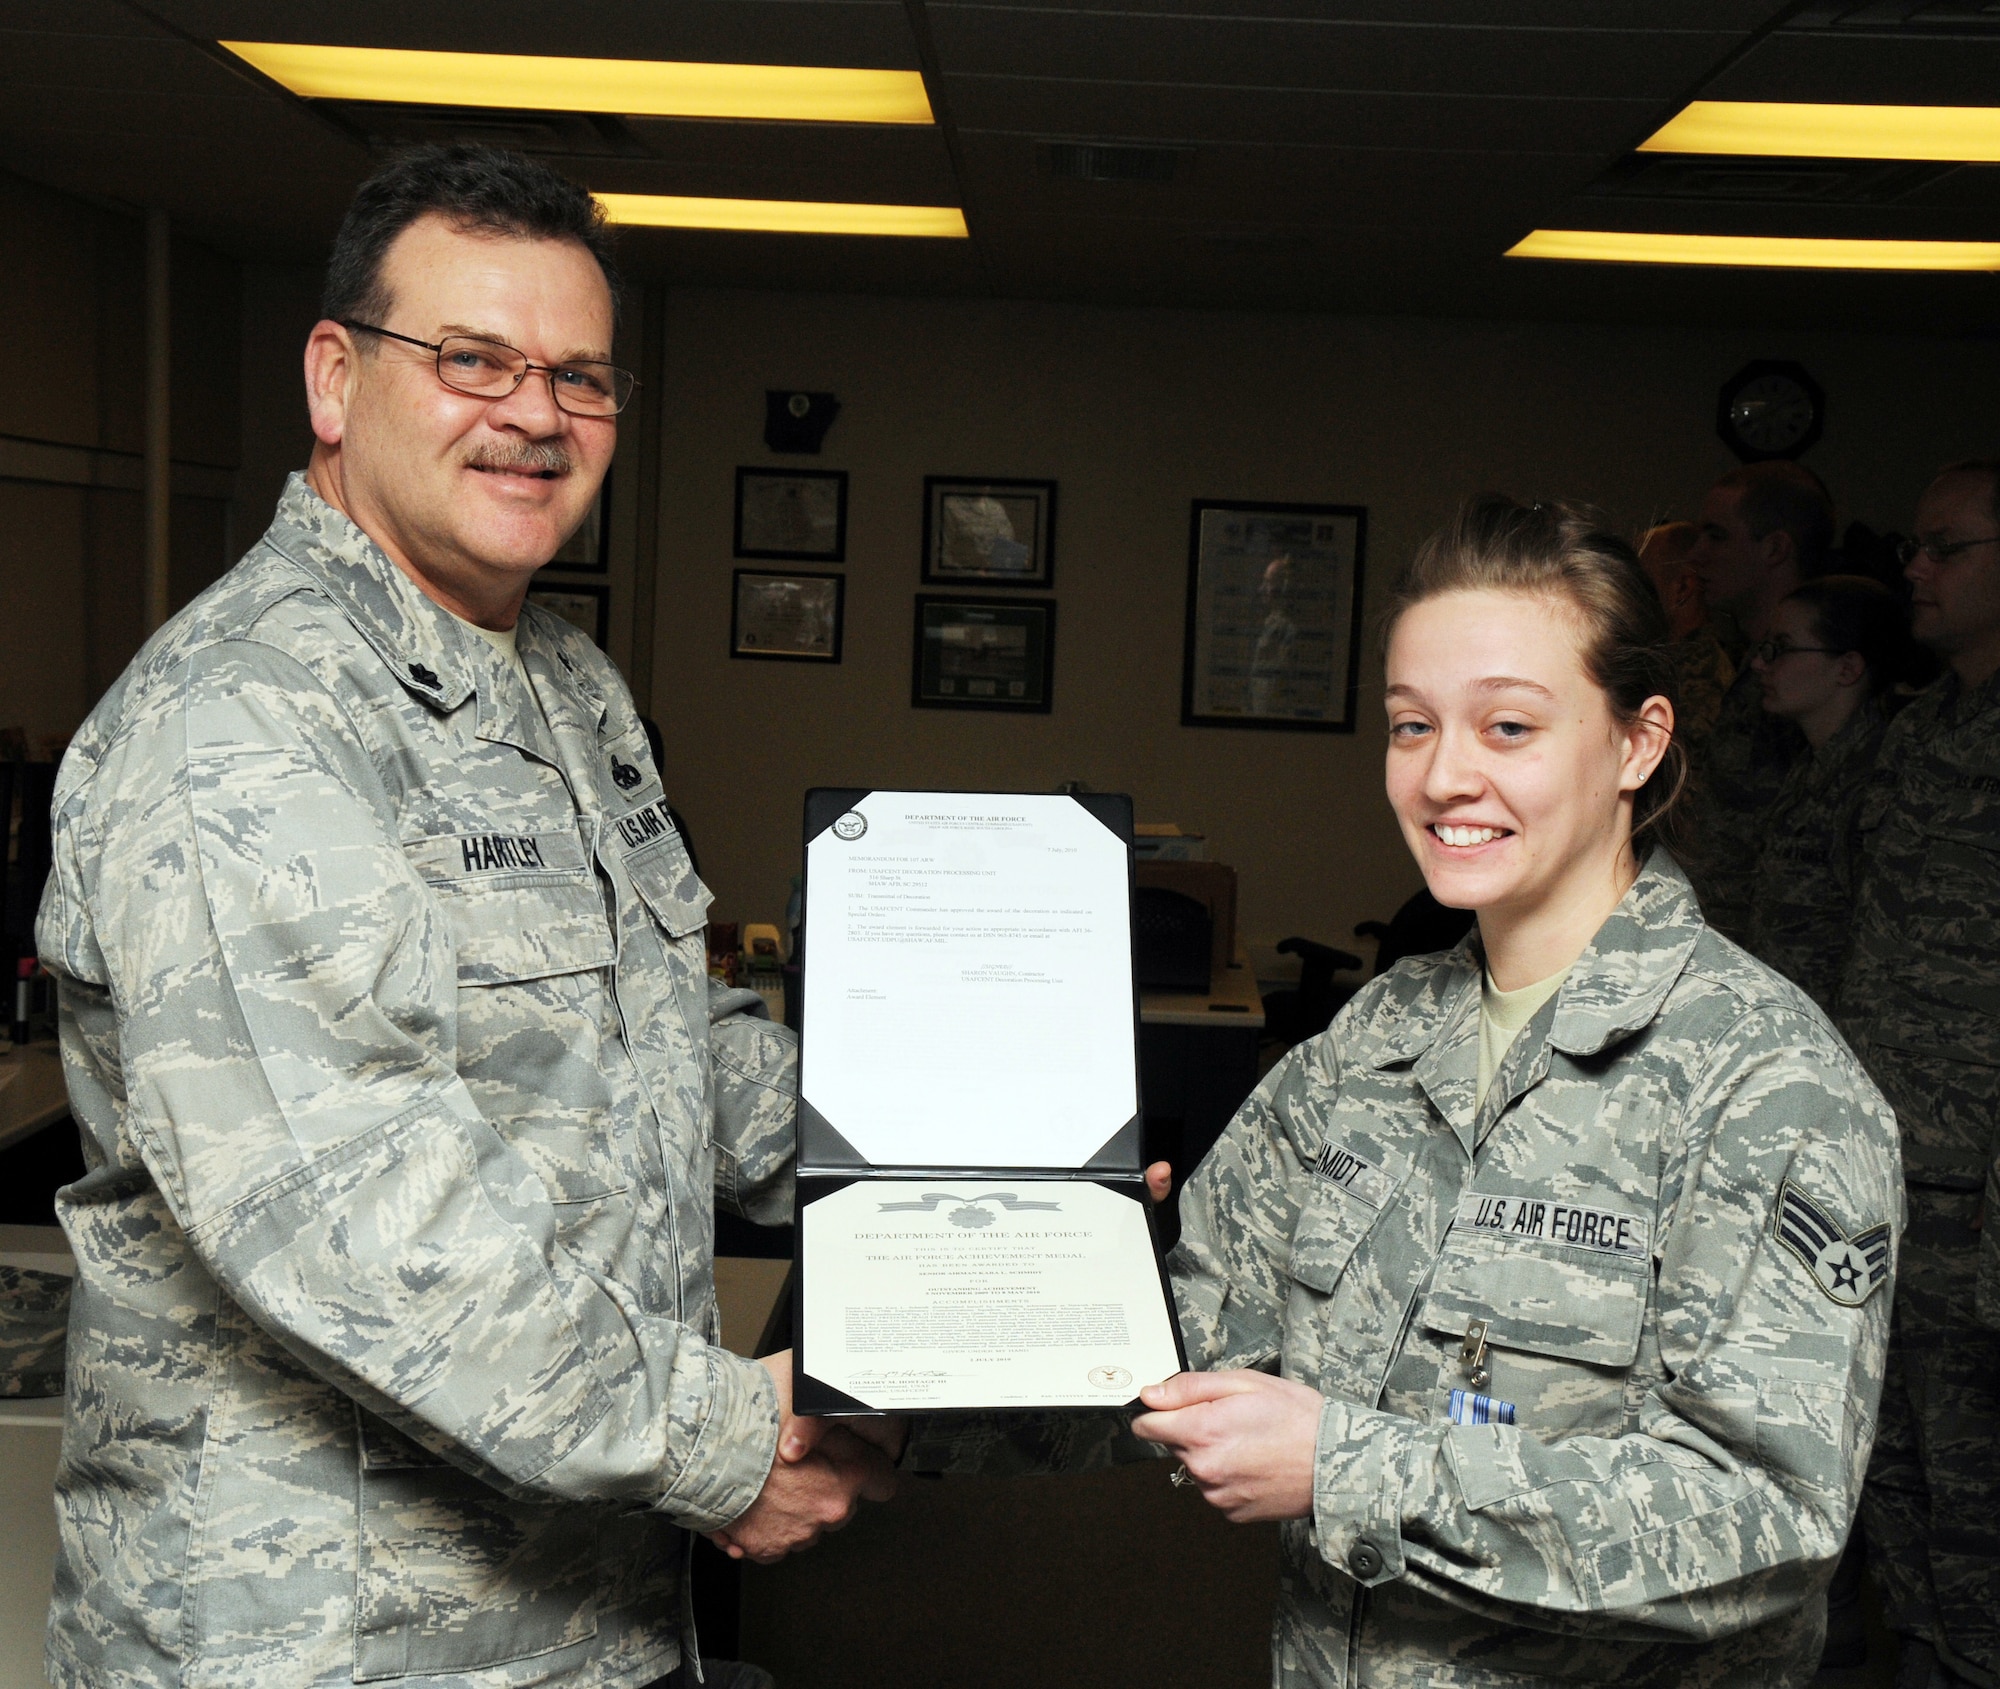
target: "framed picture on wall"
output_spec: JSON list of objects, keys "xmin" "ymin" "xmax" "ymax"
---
[
  {"xmin": 527, "ymin": 583, "xmax": 609, "ymax": 647},
  {"xmin": 912, "ymin": 594, "xmax": 1055, "ymax": 712},
  {"xmin": 548, "ymin": 469, "xmax": 610, "ymax": 571},
  {"xmin": 735, "ymin": 467, "xmax": 849, "ymax": 562},
  {"xmin": 731, "ymin": 569, "xmax": 845, "ymax": 662},
  {"xmin": 1180, "ymin": 500, "xmax": 1367, "ymax": 732},
  {"xmin": 921, "ymin": 476, "xmax": 1055, "ymax": 588}
]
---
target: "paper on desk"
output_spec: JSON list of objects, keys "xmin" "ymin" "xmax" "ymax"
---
[{"xmin": 802, "ymin": 792, "xmax": 1136, "ymax": 1168}]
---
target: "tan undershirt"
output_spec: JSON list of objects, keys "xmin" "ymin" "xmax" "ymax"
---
[
  {"xmin": 453, "ymin": 612, "xmax": 528, "ymax": 684},
  {"xmin": 1476, "ymin": 965, "xmax": 1571, "ymax": 1107}
]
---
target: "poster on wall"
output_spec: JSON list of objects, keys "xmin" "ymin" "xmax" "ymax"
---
[{"xmin": 1180, "ymin": 500, "xmax": 1366, "ymax": 732}]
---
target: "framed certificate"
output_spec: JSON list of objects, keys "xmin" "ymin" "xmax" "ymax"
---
[
  {"xmin": 731, "ymin": 569, "xmax": 844, "ymax": 662},
  {"xmin": 548, "ymin": 469, "xmax": 609, "ymax": 571},
  {"xmin": 1181, "ymin": 500, "xmax": 1367, "ymax": 732},
  {"xmin": 526, "ymin": 583, "xmax": 608, "ymax": 646},
  {"xmin": 735, "ymin": 467, "xmax": 848, "ymax": 562},
  {"xmin": 792, "ymin": 789, "xmax": 1186, "ymax": 1415},
  {"xmin": 922, "ymin": 477, "xmax": 1055, "ymax": 587},
  {"xmin": 912, "ymin": 595, "xmax": 1054, "ymax": 713}
]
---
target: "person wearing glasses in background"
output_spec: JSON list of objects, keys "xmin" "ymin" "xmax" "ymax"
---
[
  {"xmin": 34, "ymin": 146, "xmax": 893, "ymax": 1689},
  {"xmin": 1837, "ymin": 463, "xmax": 2000, "ymax": 1689},
  {"xmin": 1743, "ymin": 575, "xmax": 1908, "ymax": 1015},
  {"xmin": 1685, "ymin": 461, "xmax": 1837, "ymax": 943}
]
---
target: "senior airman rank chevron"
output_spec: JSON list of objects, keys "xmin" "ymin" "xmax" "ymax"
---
[{"xmin": 1774, "ymin": 1178, "xmax": 1890, "ymax": 1308}]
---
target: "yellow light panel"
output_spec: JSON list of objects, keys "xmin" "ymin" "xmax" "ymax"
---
[
  {"xmin": 596, "ymin": 192, "xmax": 968, "ymax": 238},
  {"xmin": 219, "ymin": 41, "xmax": 935, "ymax": 125},
  {"xmin": 1506, "ymin": 229, "xmax": 2000, "ymax": 271},
  {"xmin": 1641, "ymin": 100, "xmax": 2000, "ymax": 162}
]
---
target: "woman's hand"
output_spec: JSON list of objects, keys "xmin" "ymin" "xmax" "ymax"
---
[{"xmin": 1129, "ymin": 1369, "xmax": 1323, "ymax": 1523}]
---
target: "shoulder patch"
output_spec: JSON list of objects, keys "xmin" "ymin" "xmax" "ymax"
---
[{"xmin": 1774, "ymin": 1179, "xmax": 1890, "ymax": 1308}]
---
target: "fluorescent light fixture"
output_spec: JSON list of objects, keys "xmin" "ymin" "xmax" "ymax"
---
[
  {"xmin": 597, "ymin": 192, "xmax": 968, "ymax": 238},
  {"xmin": 1641, "ymin": 100, "xmax": 2000, "ymax": 163},
  {"xmin": 219, "ymin": 41, "xmax": 935, "ymax": 125},
  {"xmin": 1507, "ymin": 229, "xmax": 2000, "ymax": 271}
]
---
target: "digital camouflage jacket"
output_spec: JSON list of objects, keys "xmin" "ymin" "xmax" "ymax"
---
[
  {"xmin": 1745, "ymin": 699, "xmax": 1887, "ymax": 1014},
  {"xmin": 1690, "ymin": 662, "xmax": 1806, "ymax": 944},
  {"xmin": 35, "ymin": 476, "xmax": 796, "ymax": 1689},
  {"xmin": 1835, "ymin": 664, "xmax": 2000, "ymax": 1323},
  {"xmin": 913, "ymin": 854, "xmax": 1902, "ymax": 1688}
]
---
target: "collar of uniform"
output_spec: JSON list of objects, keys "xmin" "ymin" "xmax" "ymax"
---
[
  {"xmin": 1937, "ymin": 660, "xmax": 2000, "ymax": 729},
  {"xmin": 516, "ymin": 605, "xmax": 609, "ymax": 729},
  {"xmin": 1362, "ymin": 849, "xmax": 1701, "ymax": 1070},
  {"xmin": 260, "ymin": 472, "xmax": 476, "ymax": 713},
  {"xmin": 1543, "ymin": 849, "xmax": 1704, "ymax": 1059}
]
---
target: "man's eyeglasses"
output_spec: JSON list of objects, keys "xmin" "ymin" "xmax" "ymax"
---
[
  {"xmin": 1896, "ymin": 532, "xmax": 2000, "ymax": 566},
  {"xmin": 342, "ymin": 321, "xmax": 636, "ymax": 417},
  {"xmin": 1750, "ymin": 638, "xmax": 1841, "ymax": 664}
]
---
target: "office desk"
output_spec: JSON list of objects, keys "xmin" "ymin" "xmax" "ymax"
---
[{"xmin": 1140, "ymin": 952, "xmax": 1265, "ymax": 1230}]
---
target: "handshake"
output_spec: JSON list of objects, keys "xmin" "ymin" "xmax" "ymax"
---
[
  {"xmin": 706, "ymin": 1163, "xmax": 1323, "ymax": 1565},
  {"xmin": 706, "ymin": 1348, "xmax": 908, "ymax": 1565}
]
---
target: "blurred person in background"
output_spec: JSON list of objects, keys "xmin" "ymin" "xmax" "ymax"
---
[
  {"xmin": 1688, "ymin": 460, "xmax": 1836, "ymax": 941},
  {"xmin": 1838, "ymin": 460, "xmax": 2000, "ymax": 1689},
  {"xmin": 1639, "ymin": 518, "xmax": 1734, "ymax": 750},
  {"xmin": 1745, "ymin": 575, "xmax": 1907, "ymax": 1014}
]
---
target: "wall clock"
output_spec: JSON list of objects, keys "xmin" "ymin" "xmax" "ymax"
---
[{"xmin": 1716, "ymin": 359, "xmax": 1824, "ymax": 462}]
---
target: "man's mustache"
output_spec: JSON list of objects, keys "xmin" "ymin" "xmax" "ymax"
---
[{"xmin": 462, "ymin": 442, "xmax": 574, "ymax": 477}]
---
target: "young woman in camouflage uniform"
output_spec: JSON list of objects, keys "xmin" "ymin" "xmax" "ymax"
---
[
  {"xmin": 1743, "ymin": 576, "xmax": 1906, "ymax": 1013},
  {"xmin": 1132, "ymin": 498, "xmax": 1902, "ymax": 1688}
]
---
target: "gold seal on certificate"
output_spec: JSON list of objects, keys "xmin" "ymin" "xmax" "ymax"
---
[{"xmin": 792, "ymin": 789, "xmax": 1186, "ymax": 1414}]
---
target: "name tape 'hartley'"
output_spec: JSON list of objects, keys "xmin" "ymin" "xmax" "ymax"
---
[
  {"xmin": 1454, "ymin": 1191, "xmax": 1650, "ymax": 1260},
  {"xmin": 459, "ymin": 834, "xmax": 549, "ymax": 873}
]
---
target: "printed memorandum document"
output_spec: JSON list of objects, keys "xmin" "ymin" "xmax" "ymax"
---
[{"xmin": 801, "ymin": 791, "xmax": 1137, "ymax": 1169}]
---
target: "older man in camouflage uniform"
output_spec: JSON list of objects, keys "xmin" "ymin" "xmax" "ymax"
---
[
  {"xmin": 32, "ymin": 146, "xmax": 891, "ymax": 1689},
  {"xmin": 1840, "ymin": 461, "xmax": 2000, "ymax": 1689},
  {"xmin": 911, "ymin": 852, "xmax": 1900, "ymax": 1687},
  {"xmin": 1687, "ymin": 463, "xmax": 1834, "ymax": 941}
]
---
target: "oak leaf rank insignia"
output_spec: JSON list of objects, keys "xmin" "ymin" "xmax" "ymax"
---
[{"xmin": 1774, "ymin": 1179, "xmax": 1890, "ymax": 1308}]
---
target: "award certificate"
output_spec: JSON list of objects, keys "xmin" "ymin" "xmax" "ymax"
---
[{"xmin": 801, "ymin": 1179, "xmax": 1182, "ymax": 1410}]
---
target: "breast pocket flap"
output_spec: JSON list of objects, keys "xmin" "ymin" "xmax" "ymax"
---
[
  {"xmin": 439, "ymin": 878, "xmax": 615, "ymax": 985},
  {"xmin": 625, "ymin": 837, "xmax": 714, "ymax": 939},
  {"xmin": 1421, "ymin": 1233, "xmax": 1647, "ymax": 1370}
]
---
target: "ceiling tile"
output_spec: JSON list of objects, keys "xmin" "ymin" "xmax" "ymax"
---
[
  {"xmin": 927, "ymin": 11, "xmax": 1742, "ymax": 99},
  {"xmin": 148, "ymin": 0, "xmax": 925, "ymax": 70},
  {"xmin": 944, "ymin": 76, "xmax": 1657, "ymax": 153}
]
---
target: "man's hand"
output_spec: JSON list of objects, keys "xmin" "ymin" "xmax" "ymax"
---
[
  {"xmin": 1145, "ymin": 1160, "xmax": 1172, "ymax": 1205},
  {"xmin": 1128, "ymin": 1369, "xmax": 1322, "ymax": 1523},
  {"xmin": 706, "ymin": 1351, "xmax": 899, "ymax": 1564}
]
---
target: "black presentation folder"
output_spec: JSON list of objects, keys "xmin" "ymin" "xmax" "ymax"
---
[{"xmin": 790, "ymin": 787, "xmax": 1187, "ymax": 1416}]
